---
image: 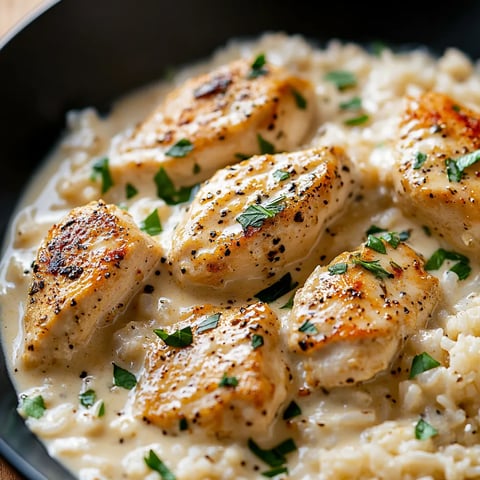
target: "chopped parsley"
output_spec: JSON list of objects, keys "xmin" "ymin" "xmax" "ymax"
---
[
  {"xmin": 398, "ymin": 230, "xmax": 411, "ymax": 241},
  {"xmin": 165, "ymin": 138, "xmax": 194, "ymax": 158},
  {"xmin": 446, "ymin": 149, "xmax": 480, "ymax": 182},
  {"xmin": 324, "ymin": 70, "xmax": 357, "ymax": 90},
  {"xmin": 257, "ymin": 133, "xmax": 275, "ymax": 155},
  {"xmin": 140, "ymin": 209, "xmax": 163, "ymax": 236},
  {"xmin": 283, "ymin": 400, "xmax": 302, "ymax": 420},
  {"xmin": 262, "ymin": 466, "xmax": 288, "ymax": 478},
  {"xmin": 366, "ymin": 234, "xmax": 387, "ymax": 254},
  {"xmin": 112, "ymin": 363, "xmax": 137, "ymax": 390},
  {"xmin": 413, "ymin": 152, "xmax": 427, "ymax": 170},
  {"xmin": 236, "ymin": 196, "xmax": 286, "ymax": 230},
  {"xmin": 248, "ymin": 53, "xmax": 268, "ymax": 78},
  {"xmin": 415, "ymin": 418, "xmax": 438, "ymax": 440},
  {"xmin": 273, "ymin": 169, "xmax": 290, "ymax": 182},
  {"xmin": 154, "ymin": 167, "xmax": 196, "ymax": 205},
  {"xmin": 98, "ymin": 401, "xmax": 105, "ymax": 417},
  {"xmin": 197, "ymin": 313, "xmax": 221, "ymax": 333},
  {"xmin": 409, "ymin": 352, "xmax": 441, "ymax": 378},
  {"xmin": 92, "ymin": 157, "xmax": 113, "ymax": 194},
  {"xmin": 352, "ymin": 257, "xmax": 393, "ymax": 279},
  {"xmin": 219, "ymin": 374, "xmax": 238, "ymax": 388},
  {"xmin": 154, "ymin": 326, "xmax": 193, "ymax": 348},
  {"xmin": 254, "ymin": 272, "xmax": 297, "ymax": 303},
  {"xmin": 280, "ymin": 292, "xmax": 295, "ymax": 310},
  {"xmin": 21, "ymin": 395, "xmax": 46, "ymax": 419},
  {"xmin": 298, "ymin": 320, "xmax": 318, "ymax": 334},
  {"xmin": 252, "ymin": 334, "xmax": 264, "ymax": 350},
  {"xmin": 144, "ymin": 449, "xmax": 176, "ymax": 480},
  {"xmin": 344, "ymin": 114, "xmax": 369, "ymax": 126},
  {"xmin": 424, "ymin": 248, "xmax": 471, "ymax": 280},
  {"xmin": 291, "ymin": 87, "xmax": 307, "ymax": 109},
  {"xmin": 328, "ymin": 262, "xmax": 348, "ymax": 275},
  {"xmin": 340, "ymin": 96, "xmax": 362, "ymax": 110},
  {"xmin": 125, "ymin": 182, "xmax": 138, "ymax": 199},
  {"xmin": 79, "ymin": 389, "xmax": 96, "ymax": 408},
  {"xmin": 422, "ymin": 225, "xmax": 432, "ymax": 237},
  {"xmin": 179, "ymin": 417, "xmax": 188, "ymax": 431},
  {"xmin": 366, "ymin": 225, "xmax": 387, "ymax": 235},
  {"xmin": 452, "ymin": 104, "xmax": 461, "ymax": 112},
  {"xmin": 248, "ymin": 438, "xmax": 297, "ymax": 468},
  {"xmin": 370, "ymin": 40, "xmax": 387, "ymax": 56}
]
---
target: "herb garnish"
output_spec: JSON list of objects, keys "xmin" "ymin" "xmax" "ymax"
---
[
  {"xmin": 197, "ymin": 313, "xmax": 221, "ymax": 333},
  {"xmin": 262, "ymin": 466, "xmax": 288, "ymax": 478},
  {"xmin": 352, "ymin": 257, "xmax": 393, "ymax": 279},
  {"xmin": 179, "ymin": 417, "xmax": 188, "ymax": 431},
  {"xmin": 219, "ymin": 374, "xmax": 238, "ymax": 388},
  {"xmin": 92, "ymin": 157, "xmax": 114, "ymax": 194},
  {"xmin": 344, "ymin": 114, "xmax": 369, "ymax": 126},
  {"xmin": 154, "ymin": 167, "xmax": 196, "ymax": 205},
  {"xmin": 280, "ymin": 292, "xmax": 295, "ymax": 310},
  {"xmin": 291, "ymin": 87, "xmax": 307, "ymax": 109},
  {"xmin": 252, "ymin": 334, "xmax": 264, "ymax": 350},
  {"xmin": 413, "ymin": 152, "xmax": 427, "ymax": 170},
  {"xmin": 273, "ymin": 169, "xmax": 290, "ymax": 182},
  {"xmin": 422, "ymin": 225, "xmax": 432, "ymax": 237},
  {"xmin": 248, "ymin": 437, "xmax": 297, "ymax": 468},
  {"xmin": 154, "ymin": 326, "xmax": 193, "ymax": 348},
  {"xmin": 237, "ymin": 196, "xmax": 286, "ymax": 230},
  {"xmin": 298, "ymin": 320, "xmax": 318, "ymax": 334},
  {"xmin": 328, "ymin": 262, "xmax": 348, "ymax": 275},
  {"xmin": 144, "ymin": 449, "xmax": 176, "ymax": 480},
  {"xmin": 445, "ymin": 149, "xmax": 480, "ymax": 182},
  {"xmin": 366, "ymin": 234, "xmax": 387, "ymax": 254},
  {"xmin": 340, "ymin": 96, "xmax": 362, "ymax": 110},
  {"xmin": 79, "ymin": 389, "xmax": 96, "ymax": 408},
  {"xmin": 283, "ymin": 400, "xmax": 302, "ymax": 420},
  {"xmin": 21, "ymin": 395, "xmax": 46, "ymax": 419},
  {"xmin": 258, "ymin": 133, "xmax": 275, "ymax": 155},
  {"xmin": 324, "ymin": 70, "xmax": 357, "ymax": 90},
  {"xmin": 165, "ymin": 138, "xmax": 194, "ymax": 158},
  {"xmin": 112, "ymin": 363, "xmax": 137, "ymax": 390},
  {"xmin": 140, "ymin": 209, "xmax": 163, "ymax": 236},
  {"xmin": 415, "ymin": 418, "xmax": 438, "ymax": 440},
  {"xmin": 126, "ymin": 182, "xmax": 138, "ymax": 199},
  {"xmin": 248, "ymin": 53, "xmax": 268, "ymax": 78},
  {"xmin": 254, "ymin": 272, "xmax": 297, "ymax": 303},
  {"xmin": 98, "ymin": 401, "xmax": 105, "ymax": 417},
  {"xmin": 366, "ymin": 225, "xmax": 387, "ymax": 235},
  {"xmin": 425, "ymin": 248, "xmax": 471, "ymax": 280},
  {"xmin": 409, "ymin": 352, "xmax": 441, "ymax": 379}
]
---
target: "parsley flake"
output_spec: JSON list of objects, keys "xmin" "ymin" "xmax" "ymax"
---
[
  {"xmin": 446, "ymin": 149, "xmax": 480, "ymax": 182},
  {"xmin": 366, "ymin": 225, "xmax": 387, "ymax": 235},
  {"xmin": 298, "ymin": 320, "xmax": 318, "ymax": 334},
  {"xmin": 165, "ymin": 138, "xmax": 194, "ymax": 158},
  {"xmin": 144, "ymin": 449, "xmax": 176, "ymax": 480},
  {"xmin": 21, "ymin": 395, "xmax": 46, "ymax": 419},
  {"xmin": 248, "ymin": 438, "xmax": 297, "ymax": 468},
  {"xmin": 449, "ymin": 261, "xmax": 471, "ymax": 280},
  {"xmin": 197, "ymin": 313, "xmax": 221, "ymax": 333},
  {"xmin": 324, "ymin": 70, "xmax": 357, "ymax": 90},
  {"xmin": 415, "ymin": 418, "xmax": 438, "ymax": 440},
  {"xmin": 126, "ymin": 182, "xmax": 138, "ymax": 199},
  {"xmin": 291, "ymin": 87, "xmax": 307, "ymax": 109},
  {"xmin": 154, "ymin": 326, "xmax": 193, "ymax": 348},
  {"xmin": 140, "ymin": 209, "xmax": 163, "ymax": 236},
  {"xmin": 340, "ymin": 96, "xmax": 362, "ymax": 110},
  {"xmin": 328, "ymin": 262, "xmax": 348, "ymax": 275},
  {"xmin": 262, "ymin": 466, "xmax": 288, "ymax": 478},
  {"xmin": 422, "ymin": 225, "xmax": 432, "ymax": 237},
  {"xmin": 252, "ymin": 334, "xmax": 264, "ymax": 350},
  {"xmin": 112, "ymin": 363, "xmax": 137, "ymax": 390},
  {"xmin": 248, "ymin": 53, "xmax": 268, "ymax": 78},
  {"xmin": 254, "ymin": 272, "xmax": 297, "ymax": 303},
  {"xmin": 352, "ymin": 257, "xmax": 393, "ymax": 279},
  {"xmin": 154, "ymin": 167, "xmax": 196, "ymax": 205},
  {"xmin": 283, "ymin": 400, "xmax": 302, "ymax": 420},
  {"xmin": 219, "ymin": 374, "xmax": 238, "ymax": 388},
  {"xmin": 179, "ymin": 417, "xmax": 188, "ymax": 431},
  {"xmin": 280, "ymin": 293, "xmax": 295, "ymax": 310},
  {"xmin": 98, "ymin": 401, "xmax": 105, "ymax": 417},
  {"xmin": 79, "ymin": 389, "xmax": 96, "ymax": 408},
  {"xmin": 425, "ymin": 248, "xmax": 471, "ymax": 280},
  {"xmin": 413, "ymin": 152, "xmax": 427, "ymax": 169},
  {"xmin": 92, "ymin": 157, "xmax": 114, "ymax": 194},
  {"xmin": 366, "ymin": 234, "xmax": 387, "ymax": 254},
  {"xmin": 258, "ymin": 133, "xmax": 275, "ymax": 154},
  {"xmin": 237, "ymin": 196, "xmax": 286, "ymax": 230},
  {"xmin": 344, "ymin": 114, "xmax": 369, "ymax": 126},
  {"xmin": 273, "ymin": 169, "xmax": 290, "ymax": 182},
  {"xmin": 410, "ymin": 352, "xmax": 441, "ymax": 378}
]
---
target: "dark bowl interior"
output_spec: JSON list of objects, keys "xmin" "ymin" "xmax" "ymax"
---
[{"xmin": 1, "ymin": 0, "xmax": 480, "ymax": 478}]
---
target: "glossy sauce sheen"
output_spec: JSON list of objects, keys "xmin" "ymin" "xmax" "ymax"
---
[{"xmin": 2, "ymin": 34, "xmax": 480, "ymax": 479}]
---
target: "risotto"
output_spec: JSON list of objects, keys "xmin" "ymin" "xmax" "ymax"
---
[{"xmin": 2, "ymin": 32, "xmax": 480, "ymax": 479}]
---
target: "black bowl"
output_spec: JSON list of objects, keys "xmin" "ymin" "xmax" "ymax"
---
[{"xmin": 1, "ymin": 0, "xmax": 480, "ymax": 478}]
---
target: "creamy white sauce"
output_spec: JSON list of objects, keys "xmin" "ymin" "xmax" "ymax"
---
[{"xmin": 2, "ymin": 33, "xmax": 480, "ymax": 479}]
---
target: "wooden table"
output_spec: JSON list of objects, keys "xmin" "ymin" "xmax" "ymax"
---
[{"xmin": 1, "ymin": 4, "xmax": 47, "ymax": 480}]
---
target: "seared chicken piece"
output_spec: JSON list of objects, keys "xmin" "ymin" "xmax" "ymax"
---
[
  {"xmin": 22, "ymin": 200, "xmax": 161, "ymax": 367},
  {"xmin": 169, "ymin": 147, "xmax": 356, "ymax": 294},
  {"xmin": 288, "ymin": 239, "xmax": 439, "ymax": 388},
  {"xmin": 393, "ymin": 92, "xmax": 480, "ymax": 258},
  {"xmin": 135, "ymin": 302, "xmax": 289, "ymax": 438},
  {"xmin": 110, "ymin": 57, "xmax": 316, "ymax": 187}
]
